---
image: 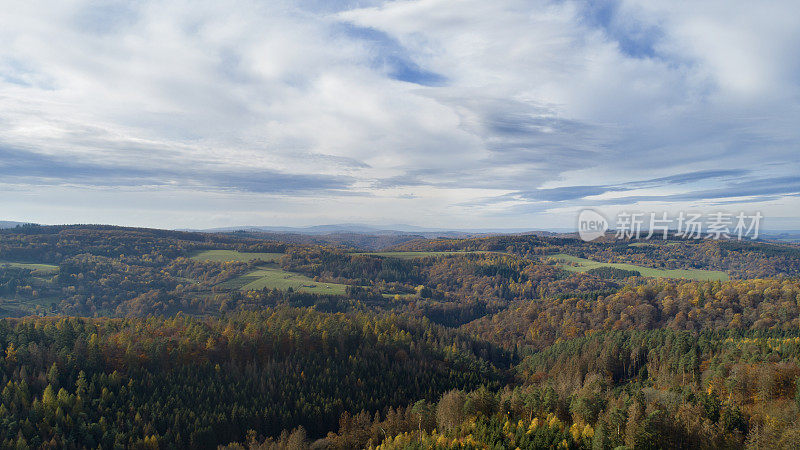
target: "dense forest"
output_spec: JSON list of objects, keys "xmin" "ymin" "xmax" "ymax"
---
[{"xmin": 1, "ymin": 225, "xmax": 799, "ymax": 448}]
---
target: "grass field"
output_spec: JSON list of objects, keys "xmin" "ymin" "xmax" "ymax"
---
[
  {"xmin": 355, "ymin": 251, "xmax": 491, "ymax": 259},
  {"xmin": 0, "ymin": 261, "xmax": 59, "ymax": 275},
  {"xmin": 0, "ymin": 261, "xmax": 60, "ymax": 317},
  {"xmin": 628, "ymin": 242, "xmax": 681, "ymax": 247},
  {"xmin": 189, "ymin": 250, "xmax": 283, "ymax": 263},
  {"xmin": 224, "ymin": 265, "xmax": 349, "ymax": 295},
  {"xmin": 549, "ymin": 254, "xmax": 729, "ymax": 281},
  {"xmin": 382, "ymin": 293, "xmax": 417, "ymax": 299}
]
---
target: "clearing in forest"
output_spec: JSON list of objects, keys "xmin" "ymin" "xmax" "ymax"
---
[
  {"xmin": 189, "ymin": 250, "xmax": 283, "ymax": 262},
  {"xmin": 222, "ymin": 265, "xmax": 349, "ymax": 295},
  {"xmin": 355, "ymin": 251, "xmax": 491, "ymax": 259},
  {"xmin": 549, "ymin": 254, "xmax": 729, "ymax": 281}
]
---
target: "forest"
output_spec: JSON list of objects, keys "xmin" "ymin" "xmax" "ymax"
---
[{"xmin": 0, "ymin": 225, "xmax": 799, "ymax": 448}]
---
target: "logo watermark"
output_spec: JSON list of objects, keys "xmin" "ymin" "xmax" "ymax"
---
[
  {"xmin": 577, "ymin": 209, "xmax": 608, "ymax": 242},
  {"xmin": 577, "ymin": 210, "xmax": 762, "ymax": 242}
]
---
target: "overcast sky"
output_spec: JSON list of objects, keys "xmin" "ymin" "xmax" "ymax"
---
[{"xmin": 1, "ymin": 0, "xmax": 799, "ymax": 230}]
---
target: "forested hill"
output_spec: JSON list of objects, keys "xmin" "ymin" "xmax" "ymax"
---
[
  {"xmin": 390, "ymin": 233, "xmax": 800, "ymax": 278},
  {"xmin": 0, "ymin": 225, "xmax": 799, "ymax": 448},
  {"xmin": 0, "ymin": 310, "xmax": 511, "ymax": 448}
]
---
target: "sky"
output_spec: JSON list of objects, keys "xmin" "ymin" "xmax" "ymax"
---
[{"xmin": 1, "ymin": 0, "xmax": 799, "ymax": 230}]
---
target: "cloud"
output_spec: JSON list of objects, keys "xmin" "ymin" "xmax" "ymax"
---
[
  {"xmin": 500, "ymin": 170, "xmax": 798, "ymax": 205},
  {"xmin": 602, "ymin": 176, "xmax": 800, "ymax": 205},
  {"xmin": 628, "ymin": 170, "xmax": 749, "ymax": 187},
  {"xmin": 469, "ymin": 169, "xmax": 753, "ymax": 204},
  {"xmin": 336, "ymin": 23, "xmax": 446, "ymax": 86},
  {"xmin": 0, "ymin": 146, "xmax": 353, "ymax": 194},
  {"xmin": 0, "ymin": 0, "xmax": 798, "ymax": 228},
  {"xmin": 577, "ymin": 0, "xmax": 663, "ymax": 59}
]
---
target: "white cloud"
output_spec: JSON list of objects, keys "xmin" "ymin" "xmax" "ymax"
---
[{"xmin": 0, "ymin": 0, "xmax": 798, "ymax": 228}]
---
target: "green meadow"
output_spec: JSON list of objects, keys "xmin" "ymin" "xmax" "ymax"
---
[
  {"xmin": 193, "ymin": 250, "xmax": 348, "ymax": 295},
  {"xmin": 189, "ymin": 250, "xmax": 283, "ymax": 262},
  {"xmin": 355, "ymin": 251, "xmax": 491, "ymax": 259},
  {"xmin": 223, "ymin": 265, "xmax": 349, "ymax": 295},
  {"xmin": 0, "ymin": 261, "xmax": 59, "ymax": 275},
  {"xmin": 549, "ymin": 254, "xmax": 729, "ymax": 281},
  {"xmin": 628, "ymin": 241, "xmax": 681, "ymax": 247}
]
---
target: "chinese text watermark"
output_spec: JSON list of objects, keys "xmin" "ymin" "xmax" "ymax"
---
[{"xmin": 578, "ymin": 210, "xmax": 762, "ymax": 242}]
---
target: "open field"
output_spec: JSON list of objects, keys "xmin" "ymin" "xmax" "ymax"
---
[
  {"xmin": 628, "ymin": 242, "xmax": 681, "ymax": 247},
  {"xmin": 549, "ymin": 254, "xmax": 729, "ymax": 281},
  {"xmin": 382, "ymin": 293, "xmax": 417, "ymax": 299},
  {"xmin": 0, "ymin": 261, "xmax": 59, "ymax": 275},
  {"xmin": 355, "ymin": 251, "xmax": 492, "ymax": 259},
  {"xmin": 0, "ymin": 261, "xmax": 60, "ymax": 317},
  {"xmin": 225, "ymin": 265, "xmax": 349, "ymax": 295},
  {"xmin": 189, "ymin": 250, "xmax": 283, "ymax": 262},
  {"xmin": 0, "ymin": 293, "xmax": 61, "ymax": 317}
]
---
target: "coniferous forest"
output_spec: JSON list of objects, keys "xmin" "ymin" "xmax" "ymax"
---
[{"xmin": 1, "ymin": 225, "xmax": 800, "ymax": 449}]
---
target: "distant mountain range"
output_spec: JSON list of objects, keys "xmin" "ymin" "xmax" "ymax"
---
[
  {"xmin": 179, "ymin": 223, "xmax": 565, "ymax": 250},
  {"xmin": 0, "ymin": 221, "xmax": 33, "ymax": 229},
  {"xmin": 4, "ymin": 219, "xmax": 799, "ymax": 245},
  {"xmin": 761, "ymin": 232, "xmax": 800, "ymax": 243},
  {"xmin": 184, "ymin": 223, "xmax": 567, "ymax": 236}
]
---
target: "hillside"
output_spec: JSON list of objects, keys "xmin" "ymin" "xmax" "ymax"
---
[{"xmin": 0, "ymin": 226, "xmax": 799, "ymax": 448}]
